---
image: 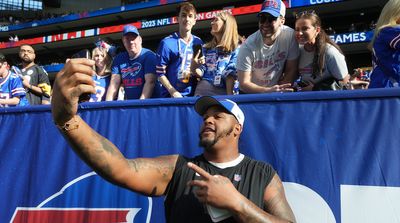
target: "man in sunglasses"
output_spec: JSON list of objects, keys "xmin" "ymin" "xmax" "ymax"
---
[{"xmin": 237, "ymin": 0, "xmax": 299, "ymax": 93}]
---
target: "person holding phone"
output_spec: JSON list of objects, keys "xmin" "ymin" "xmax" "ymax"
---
[
  {"xmin": 192, "ymin": 12, "xmax": 243, "ymax": 96},
  {"xmin": 156, "ymin": 2, "xmax": 203, "ymax": 98},
  {"xmin": 51, "ymin": 56, "xmax": 296, "ymax": 222},
  {"xmin": 294, "ymin": 10, "xmax": 349, "ymax": 91},
  {"xmin": 89, "ymin": 45, "xmax": 113, "ymax": 102}
]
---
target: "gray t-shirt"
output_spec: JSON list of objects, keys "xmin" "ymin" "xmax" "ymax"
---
[
  {"xmin": 237, "ymin": 25, "xmax": 299, "ymax": 87},
  {"xmin": 298, "ymin": 44, "xmax": 348, "ymax": 84}
]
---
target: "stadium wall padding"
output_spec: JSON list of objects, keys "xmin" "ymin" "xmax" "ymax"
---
[{"xmin": 1, "ymin": 89, "xmax": 399, "ymax": 223}]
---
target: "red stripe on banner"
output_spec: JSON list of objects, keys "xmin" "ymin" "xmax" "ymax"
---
[
  {"xmin": 51, "ymin": 34, "xmax": 64, "ymax": 42},
  {"xmin": 12, "ymin": 209, "xmax": 130, "ymax": 223},
  {"xmin": 99, "ymin": 22, "xmax": 142, "ymax": 35},
  {"xmin": 195, "ymin": 4, "xmax": 261, "ymax": 22},
  {"xmin": 231, "ymin": 4, "xmax": 262, "ymax": 16},
  {"xmin": 0, "ymin": 37, "xmax": 44, "ymax": 48}
]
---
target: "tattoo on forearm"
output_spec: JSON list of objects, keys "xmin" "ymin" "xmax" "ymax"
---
[
  {"xmin": 233, "ymin": 175, "xmax": 295, "ymax": 223},
  {"xmin": 71, "ymin": 131, "xmax": 122, "ymax": 177},
  {"xmin": 237, "ymin": 200, "xmax": 268, "ymax": 223},
  {"xmin": 98, "ymin": 136, "xmax": 117, "ymax": 155}
]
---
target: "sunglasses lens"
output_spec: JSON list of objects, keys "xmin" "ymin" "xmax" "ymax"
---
[{"xmin": 259, "ymin": 15, "xmax": 277, "ymax": 23}]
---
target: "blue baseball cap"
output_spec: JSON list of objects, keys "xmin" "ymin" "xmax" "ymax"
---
[
  {"xmin": 258, "ymin": 0, "xmax": 286, "ymax": 18},
  {"xmin": 123, "ymin": 24, "xmax": 140, "ymax": 36},
  {"xmin": 195, "ymin": 96, "xmax": 245, "ymax": 126}
]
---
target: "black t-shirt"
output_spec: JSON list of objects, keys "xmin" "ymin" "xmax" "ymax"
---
[
  {"xmin": 164, "ymin": 155, "xmax": 276, "ymax": 223},
  {"xmin": 21, "ymin": 64, "xmax": 51, "ymax": 105}
]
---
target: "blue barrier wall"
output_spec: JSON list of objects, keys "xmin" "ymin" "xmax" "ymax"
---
[{"xmin": 1, "ymin": 89, "xmax": 399, "ymax": 223}]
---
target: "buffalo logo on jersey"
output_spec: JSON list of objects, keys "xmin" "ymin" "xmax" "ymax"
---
[{"xmin": 121, "ymin": 62, "xmax": 142, "ymax": 78}]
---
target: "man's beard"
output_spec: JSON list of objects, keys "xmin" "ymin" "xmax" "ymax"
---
[
  {"xmin": 21, "ymin": 57, "xmax": 32, "ymax": 64},
  {"xmin": 198, "ymin": 126, "xmax": 234, "ymax": 150}
]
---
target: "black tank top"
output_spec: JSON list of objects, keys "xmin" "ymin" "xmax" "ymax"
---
[{"xmin": 164, "ymin": 155, "xmax": 276, "ymax": 223}]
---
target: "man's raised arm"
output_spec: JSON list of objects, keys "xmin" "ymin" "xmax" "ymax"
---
[{"xmin": 51, "ymin": 58, "xmax": 177, "ymax": 196}]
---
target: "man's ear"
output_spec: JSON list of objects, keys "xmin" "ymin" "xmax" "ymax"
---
[
  {"xmin": 234, "ymin": 123, "xmax": 243, "ymax": 137},
  {"xmin": 280, "ymin": 16, "xmax": 285, "ymax": 25}
]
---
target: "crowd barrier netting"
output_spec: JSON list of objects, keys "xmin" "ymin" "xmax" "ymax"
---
[{"xmin": 1, "ymin": 89, "xmax": 399, "ymax": 223}]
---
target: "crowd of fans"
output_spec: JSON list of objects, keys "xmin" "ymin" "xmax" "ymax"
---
[
  {"xmin": 1, "ymin": 12, "xmax": 76, "ymax": 27},
  {"xmin": 1, "ymin": 0, "xmax": 398, "ymax": 108}
]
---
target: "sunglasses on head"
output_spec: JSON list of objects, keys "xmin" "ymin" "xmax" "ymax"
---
[
  {"xmin": 295, "ymin": 10, "xmax": 317, "ymax": 19},
  {"xmin": 258, "ymin": 14, "xmax": 278, "ymax": 24}
]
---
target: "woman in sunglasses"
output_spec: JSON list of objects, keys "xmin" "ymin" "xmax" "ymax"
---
[
  {"xmin": 191, "ymin": 12, "xmax": 243, "ymax": 96},
  {"xmin": 294, "ymin": 11, "xmax": 350, "ymax": 91},
  {"xmin": 369, "ymin": 0, "xmax": 400, "ymax": 88}
]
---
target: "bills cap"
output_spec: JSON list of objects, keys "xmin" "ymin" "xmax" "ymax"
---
[
  {"xmin": 123, "ymin": 24, "xmax": 140, "ymax": 36},
  {"xmin": 195, "ymin": 96, "xmax": 245, "ymax": 126},
  {"xmin": 258, "ymin": 0, "xmax": 286, "ymax": 18}
]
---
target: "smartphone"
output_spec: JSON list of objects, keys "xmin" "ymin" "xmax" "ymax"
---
[
  {"xmin": 71, "ymin": 49, "xmax": 92, "ymax": 102},
  {"xmin": 71, "ymin": 49, "xmax": 91, "ymax": 59},
  {"xmin": 297, "ymin": 80, "xmax": 309, "ymax": 88},
  {"xmin": 192, "ymin": 44, "xmax": 203, "ymax": 58}
]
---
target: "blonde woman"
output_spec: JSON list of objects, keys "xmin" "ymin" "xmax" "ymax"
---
[
  {"xmin": 90, "ymin": 46, "xmax": 113, "ymax": 102},
  {"xmin": 192, "ymin": 12, "xmax": 242, "ymax": 96},
  {"xmin": 295, "ymin": 11, "xmax": 349, "ymax": 91},
  {"xmin": 369, "ymin": 0, "xmax": 400, "ymax": 88}
]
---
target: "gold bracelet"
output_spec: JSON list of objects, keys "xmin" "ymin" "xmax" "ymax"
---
[{"xmin": 55, "ymin": 116, "xmax": 80, "ymax": 132}]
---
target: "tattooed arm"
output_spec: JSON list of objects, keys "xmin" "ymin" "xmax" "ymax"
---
[
  {"xmin": 263, "ymin": 174, "xmax": 296, "ymax": 222},
  {"xmin": 187, "ymin": 162, "xmax": 295, "ymax": 223},
  {"xmin": 231, "ymin": 174, "xmax": 296, "ymax": 223},
  {"xmin": 229, "ymin": 174, "xmax": 296, "ymax": 223},
  {"xmin": 51, "ymin": 58, "xmax": 178, "ymax": 196}
]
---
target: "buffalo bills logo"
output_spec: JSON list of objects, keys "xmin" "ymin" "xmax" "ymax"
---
[
  {"xmin": 263, "ymin": 0, "xmax": 279, "ymax": 9},
  {"xmin": 121, "ymin": 62, "xmax": 142, "ymax": 78},
  {"xmin": 11, "ymin": 172, "xmax": 152, "ymax": 223}
]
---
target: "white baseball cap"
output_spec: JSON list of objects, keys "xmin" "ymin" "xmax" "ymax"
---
[{"xmin": 195, "ymin": 96, "xmax": 245, "ymax": 126}]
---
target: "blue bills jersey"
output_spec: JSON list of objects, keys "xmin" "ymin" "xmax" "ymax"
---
[
  {"xmin": 0, "ymin": 71, "xmax": 29, "ymax": 107},
  {"xmin": 112, "ymin": 48, "xmax": 157, "ymax": 100},
  {"xmin": 370, "ymin": 26, "xmax": 400, "ymax": 88},
  {"xmin": 90, "ymin": 73, "xmax": 111, "ymax": 102},
  {"xmin": 156, "ymin": 32, "xmax": 203, "ymax": 97},
  {"xmin": 200, "ymin": 47, "xmax": 240, "ymax": 88}
]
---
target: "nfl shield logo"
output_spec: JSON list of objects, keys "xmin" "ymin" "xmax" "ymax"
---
[{"xmin": 234, "ymin": 174, "xmax": 241, "ymax": 182}]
